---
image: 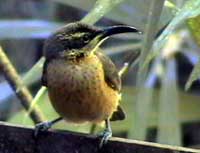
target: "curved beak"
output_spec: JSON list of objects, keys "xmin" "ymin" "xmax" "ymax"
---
[
  {"xmin": 100, "ymin": 25, "xmax": 142, "ymax": 39},
  {"xmin": 86, "ymin": 25, "xmax": 142, "ymax": 54}
]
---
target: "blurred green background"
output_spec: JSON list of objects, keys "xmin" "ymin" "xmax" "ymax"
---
[{"xmin": 0, "ymin": 0, "xmax": 200, "ymax": 149}]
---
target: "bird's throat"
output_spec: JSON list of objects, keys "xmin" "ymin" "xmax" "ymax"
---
[{"xmin": 59, "ymin": 49, "xmax": 91, "ymax": 61}]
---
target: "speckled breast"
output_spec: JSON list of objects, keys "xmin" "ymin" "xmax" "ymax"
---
[{"xmin": 46, "ymin": 54, "xmax": 119, "ymax": 123}]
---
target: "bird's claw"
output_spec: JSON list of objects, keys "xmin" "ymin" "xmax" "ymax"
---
[
  {"xmin": 34, "ymin": 121, "xmax": 52, "ymax": 137},
  {"xmin": 99, "ymin": 129, "xmax": 112, "ymax": 148}
]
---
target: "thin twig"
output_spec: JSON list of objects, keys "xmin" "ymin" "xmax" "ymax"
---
[
  {"xmin": 0, "ymin": 46, "xmax": 45, "ymax": 124},
  {"xmin": 118, "ymin": 50, "xmax": 140, "ymax": 78}
]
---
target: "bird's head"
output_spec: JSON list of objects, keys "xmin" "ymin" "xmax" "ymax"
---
[{"xmin": 43, "ymin": 22, "xmax": 141, "ymax": 60}]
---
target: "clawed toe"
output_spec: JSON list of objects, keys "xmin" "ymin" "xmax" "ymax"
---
[
  {"xmin": 99, "ymin": 130, "xmax": 112, "ymax": 148},
  {"xmin": 34, "ymin": 121, "xmax": 52, "ymax": 137}
]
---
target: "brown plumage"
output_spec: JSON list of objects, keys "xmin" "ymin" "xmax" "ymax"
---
[
  {"xmin": 45, "ymin": 51, "xmax": 121, "ymax": 123},
  {"xmin": 36, "ymin": 22, "xmax": 141, "ymax": 146}
]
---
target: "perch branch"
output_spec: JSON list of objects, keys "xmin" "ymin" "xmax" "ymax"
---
[
  {"xmin": 0, "ymin": 122, "xmax": 199, "ymax": 153},
  {"xmin": 0, "ymin": 46, "xmax": 45, "ymax": 123}
]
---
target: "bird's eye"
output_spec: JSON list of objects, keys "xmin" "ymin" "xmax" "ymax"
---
[{"xmin": 83, "ymin": 35, "xmax": 90, "ymax": 43}]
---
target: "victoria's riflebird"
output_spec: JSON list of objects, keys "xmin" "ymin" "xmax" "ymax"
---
[{"xmin": 35, "ymin": 22, "xmax": 141, "ymax": 147}]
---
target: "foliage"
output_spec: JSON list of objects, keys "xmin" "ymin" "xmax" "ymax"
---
[{"xmin": 0, "ymin": 0, "xmax": 200, "ymax": 147}]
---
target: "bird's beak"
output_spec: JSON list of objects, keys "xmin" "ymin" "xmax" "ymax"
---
[
  {"xmin": 100, "ymin": 25, "xmax": 142, "ymax": 39},
  {"xmin": 86, "ymin": 25, "xmax": 142, "ymax": 54}
]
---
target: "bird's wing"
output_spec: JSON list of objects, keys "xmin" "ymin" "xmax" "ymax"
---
[
  {"xmin": 41, "ymin": 59, "xmax": 49, "ymax": 87},
  {"xmin": 95, "ymin": 51, "xmax": 121, "ymax": 92},
  {"xmin": 95, "ymin": 51, "xmax": 125, "ymax": 121}
]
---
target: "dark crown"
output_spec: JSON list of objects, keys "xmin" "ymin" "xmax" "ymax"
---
[{"xmin": 43, "ymin": 22, "xmax": 100, "ymax": 59}]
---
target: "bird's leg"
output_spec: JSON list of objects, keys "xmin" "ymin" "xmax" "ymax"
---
[
  {"xmin": 99, "ymin": 119, "xmax": 112, "ymax": 148},
  {"xmin": 34, "ymin": 117, "xmax": 63, "ymax": 136},
  {"xmin": 90, "ymin": 124, "xmax": 97, "ymax": 134}
]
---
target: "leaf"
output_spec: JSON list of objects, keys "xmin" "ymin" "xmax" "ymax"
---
[
  {"xmin": 127, "ymin": 87, "xmax": 153, "ymax": 140},
  {"xmin": 185, "ymin": 58, "xmax": 200, "ymax": 90},
  {"xmin": 81, "ymin": 0, "xmax": 126, "ymax": 24},
  {"xmin": 0, "ymin": 20, "xmax": 62, "ymax": 39},
  {"xmin": 187, "ymin": 15, "xmax": 200, "ymax": 47},
  {"xmin": 143, "ymin": 0, "xmax": 200, "ymax": 69},
  {"xmin": 157, "ymin": 59, "xmax": 181, "ymax": 145},
  {"xmin": 128, "ymin": 0, "xmax": 165, "ymax": 140},
  {"xmin": 18, "ymin": 57, "xmax": 45, "ymax": 91},
  {"xmin": 53, "ymin": 0, "xmax": 173, "ymax": 31},
  {"xmin": 22, "ymin": 86, "xmax": 47, "ymax": 124},
  {"xmin": 137, "ymin": 0, "xmax": 165, "ymax": 85}
]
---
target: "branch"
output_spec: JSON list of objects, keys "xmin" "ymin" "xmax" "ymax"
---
[
  {"xmin": 0, "ymin": 46, "xmax": 45, "ymax": 123},
  {"xmin": 0, "ymin": 122, "xmax": 199, "ymax": 153}
]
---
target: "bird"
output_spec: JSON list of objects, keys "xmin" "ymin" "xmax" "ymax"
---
[{"xmin": 34, "ymin": 22, "xmax": 141, "ymax": 147}]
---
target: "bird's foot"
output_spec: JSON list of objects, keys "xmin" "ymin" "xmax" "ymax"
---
[
  {"xmin": 34, "ymin": 121, "xmax": 52, "ymax": 137},
  {"xmin": 99, "ymin": 129, "xmax": 112, "ymax": 148}
]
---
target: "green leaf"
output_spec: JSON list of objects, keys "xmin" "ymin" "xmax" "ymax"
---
[
  {"xmin": 127, "ymin": 87, "xmax": 153, "ymax": 140},
  {"xmin": 157, "ymin": 59, "xmax": 181, "ymax": 145},
  {"xmin": 185, "ymin": 58, "xmax": 200, "ymax": 90},
  {"xmin": 24, "ymin": 86, "xmax": 47, "ymax": 121},
  {"xmin": 137, "ymin": 0, "xmax": 165, "ymax": 85},
  {"xmin": 81, "ymin": 0, "xmax": 125, "ymax": 24},
  {"xmin": 187, "ymin": 15, "xmax": 200, "ymax": 47},
  {"xmin": 18, "ymin": 57, "xmax": 45, "ymax": 91},
  {"xmin": 52, "ymin": 0, "xmax": 173, "ymax": 31},
  {"xmin": 128, "ymin": 0, "xmax": 165, "ymax": 141},
  {"xmin": 143, "ymin": 0, "xmax": 200, "ymax": 69}
]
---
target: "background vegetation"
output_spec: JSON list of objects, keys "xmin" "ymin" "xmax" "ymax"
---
[{"xmin": 0, "ymin": 0, "xmax": 200, "ymax": 149}]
